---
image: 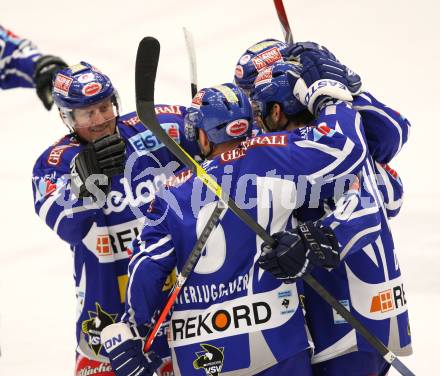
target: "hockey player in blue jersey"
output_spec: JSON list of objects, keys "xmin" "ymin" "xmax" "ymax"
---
[
  {"xmin": 32, "ymin": 61, "xmax": 200, "ymax": 376},
  {"xmin": 0, "ymin": 25, "xmax": 67, "ymax": 109},
  {"xmin": 252, "ymin": 54, "xmax": 411, "ymax": 375},
  {"xmin": 99, "ymin": 74, "xmax": 393, "ymax": 375},
  {"xmin": 234, "ymin": 38, "xmax": 409, "ymax": 163}
]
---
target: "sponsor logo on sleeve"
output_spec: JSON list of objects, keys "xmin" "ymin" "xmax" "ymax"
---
[
  {"xmin": 370, "ymin": 284, "xmax": 407, "ymax": 314},
  {"xmin": 346, "ymin": 265, "xmax": 408, "ymax": 320}
]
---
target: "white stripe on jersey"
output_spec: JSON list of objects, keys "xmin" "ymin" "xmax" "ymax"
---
[
  {"xmin": 130, "ymin": 234, "xmax": 172, "ymax": 266},
  {"xmin": 126, "ymin": 254, "xmax": 149, "ymax": 324},
  {"xmin": 353, "ymin": 104, "xmax": 403, "ymax": 154},
  {"xmin": 150, "ymin": 247, "xmax": 174, "ymax": 260},
  {"xmin": 376, "ymin": 162, "xmax": 403, "ymax": 212},
  {"xmin": 53, "ymin": 205, "xmax": 96, "ymax": 233},
  {"xmin": 37, "ymin": 185, "xmax": 65, "ymax": 223},
  {"xmin": 0, "ymin": 68, "xmax": 33, "ymax": 84},
  {"xmin": 340, "ymin": 224, "xmax": 382, "ymax": 259},
  {"xmin": 297, "ymin": 112, "xmax": 366, "ymax": 183}
]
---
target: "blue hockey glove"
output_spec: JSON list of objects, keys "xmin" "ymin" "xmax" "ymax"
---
[
  {"xmin": 285, "ymin": 41, "xmax": 338, "ymax": 61},
  {"xmin": 101, "ymin": 323, "xmax": 162, "ymax": 376},
  {"xmin": 291, "ymin": 50, "xmax": 361, "ymax": 115},
  {"xmin": 33, "ymin": 55, "xmax": 68, "ymax": 110},
  {"xmin": 287, "ymin": 42, "xmax": 362, "ymax": 96},
  {"xmin": 71, "ymin": 134, "xmax": 125, "ymax": 199},
  {"xmin": 258, "ymin": 221, "xmax": 340, "ymax": 282}
]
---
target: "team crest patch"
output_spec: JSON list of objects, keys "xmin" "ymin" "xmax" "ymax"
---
[
  {"xmin": 193, "ymin": 343, "xmax": 224, "ymax": 376},
  {"xmin": 81, "ymin": 303, "xmax": 118, "ymax": 356}
]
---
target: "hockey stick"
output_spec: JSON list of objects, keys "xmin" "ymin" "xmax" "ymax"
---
[
  {"xmin": 135, "ymin": 37, "xmax": 415, "ymax": 376},
  {"xmin": 273, "ymin": 0, "xmax": 293, "ymax": 44},
  {"xmin": 182, "ymin": 27, "xmax": 198, "ymax": 98},
  {"xmin": 144, "ymin": 201, "xmax": 226, "ymax": 352}
]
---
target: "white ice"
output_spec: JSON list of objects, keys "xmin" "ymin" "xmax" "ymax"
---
[{"xmin": 0, "ymin": 0, "xmax": 438, "ymax": 374}]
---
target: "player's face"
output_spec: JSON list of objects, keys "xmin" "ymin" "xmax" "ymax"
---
[{"xmin": 73, "ymin": 98, "xmax": 117, "ymax": 142}]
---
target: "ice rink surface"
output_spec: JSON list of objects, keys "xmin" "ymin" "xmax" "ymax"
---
[{"xmin": 0, "ymin": 0, "xmax": 439, "ymax": 374}]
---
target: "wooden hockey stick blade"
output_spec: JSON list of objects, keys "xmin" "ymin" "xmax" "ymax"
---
[
  {"xmin": 144, "ymin": 202, "xmax": 226, "ymax": 352},
  {"xmin": 273, "ymin": 0, "xmax": 294, "ymax": 44},
  {"xmin": 135, "ymin": 36, "xmax": 414, "ymax": 376},
  {"xmin": 182, "ymin": 27, "xmax": 198, "ymax": 98}
]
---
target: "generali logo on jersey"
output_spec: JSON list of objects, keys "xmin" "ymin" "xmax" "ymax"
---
[{"xmin": 220, "ymin": 134, "xmax": 288, "ymax": 163}]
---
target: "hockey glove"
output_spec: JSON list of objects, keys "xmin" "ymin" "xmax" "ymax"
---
[
  {"xmin": 101, "ymin": 323, "xmax": 162, "ymax": 376},
  {"xmin": 258, "ymin": 221, "xmax": 340, "ymax": 283},
  {"xmin": 33, "ymin": 55, "xmax": 68, "ymax": 110},
  {"xmin": 291, "ymin": 50, "xmax": 361, "ymax": 115},
  {"xmin": 71, "ymin": 134, "xmax": 125, "ymax": 199},
  {"xmin": 286, "ymin": 41, "xmax": 361, "ymax": 96},
  {"xmin": 286, "ymin": 41, "xmax": 338, "ymax": 62}
]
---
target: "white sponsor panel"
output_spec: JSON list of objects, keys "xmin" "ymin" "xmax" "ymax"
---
[
  {"xmin": 346, "ymin": 264, "xmax": 407, "ymax": 320},
  {"xmin": 168, "ymin": 284, "xmax": 299, "ymax": 348},
  {"xmin": 82, "ymin": 218, "xmax": 143, "ymax": 263}
]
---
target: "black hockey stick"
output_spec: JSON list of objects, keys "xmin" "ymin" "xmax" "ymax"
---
[
  {"xmin": 182, "ymin": 27, "xmax": 198, "ymax": 98},
  {"xmin": 273, "ymin": 0, "xmax": 293, "ymax": 44},
  {"xmin": 144, "ymin": 201, "xmax": 226, "ymax": 352},
  {"xmin": 135, "ymin": 36, "xmax": 415, "ymax": 376}
]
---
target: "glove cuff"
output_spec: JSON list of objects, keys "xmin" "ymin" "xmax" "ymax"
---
[
  {"xmin": 294, "ymin": 78, "xmax": 353, "ymax": 115},
  {"xmin": 33, "ymin": 55, "xmax": 67, "ymax": 80},
  {"xmin": 101, "ymin": 322, "xmax": 137, "ymax": 354}
]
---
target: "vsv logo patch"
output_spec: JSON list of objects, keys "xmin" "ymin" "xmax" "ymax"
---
[{"xmin": 193, "ymin": 343, "xmax": 224, "ymax": 376}]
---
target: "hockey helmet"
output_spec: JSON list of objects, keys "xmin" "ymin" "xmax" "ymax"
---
[
  {"xmin": 234, "ymin": 39, "xmax": 290, "ymax": 92},
  {"xmin": 52, "ymin": 62, "xmax": 121, "ymax": 130},
  {"xmin": 184, "ymin": 83, "xmax": 253, "ymax": 145},
  {"xmin": 250, "ymin": 61, "xmax": 306, "ymax": 120}
]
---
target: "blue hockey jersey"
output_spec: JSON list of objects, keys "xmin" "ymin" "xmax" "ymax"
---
[
  {"xmin": 353, "ymin": 92, "xmax": 410, "ymax": 164},
  {"xmin": 125, "ymin": 100, "xmax": 380, "ymax": 375},
  {"xmin": 32, "ymin": 105, "xmax": 199, "ymax": 364},
  {"xmin": 0, "ymin": 25, "xmax": 42, "ymax": 89},
  {"xmin": 293, "ymin": 97, "xmax": 412, "ymax": 363}
]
